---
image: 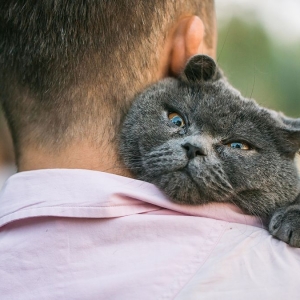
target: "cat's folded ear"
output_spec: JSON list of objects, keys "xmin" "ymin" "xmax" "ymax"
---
[
  {"xmin": 282, "ymin": 116, "xmax": 300, "ymax": 155},
  {"xmin": 271, "ymin": 111, "xmax": 300, "ymax": 155},
  {"xmin": 279, "ymin": 127, "xmax": 300, "ymax": 156},
  {"xmin": 277, "ymin": 112, "xmax": 300, "ymax": 129},
  {"xmin": 180, "ymin": 55, "xmax": 223, "ymax": 84}
]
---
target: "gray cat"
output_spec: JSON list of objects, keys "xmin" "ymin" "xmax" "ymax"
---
[{"xmin": 119, "ymin": 55, "xmax": 300, "ymax": 247}]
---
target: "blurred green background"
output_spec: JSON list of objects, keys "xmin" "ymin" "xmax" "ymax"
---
[{"xmin": 216, "ymin": 2, "xmax": 300, "ymax": 117}]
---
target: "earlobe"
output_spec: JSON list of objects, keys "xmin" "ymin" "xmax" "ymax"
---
[{"xmin": 170, "ymin": 16, "xmax": 205, "ymax": 76}]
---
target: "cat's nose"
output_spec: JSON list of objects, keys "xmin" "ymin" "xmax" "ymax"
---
[{"xmin": 182, "ymin": 142, "xmax": 207, "ymax": 159}]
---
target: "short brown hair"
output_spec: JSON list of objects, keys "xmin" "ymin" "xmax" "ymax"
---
[{"xmin": 0, "ymin": 0, "xmax": 215, "ymax": 161}]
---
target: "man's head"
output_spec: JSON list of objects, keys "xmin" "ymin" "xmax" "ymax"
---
[{"xmin": 0, "ymin": 0, "xmax": 216, "ymax": 172}]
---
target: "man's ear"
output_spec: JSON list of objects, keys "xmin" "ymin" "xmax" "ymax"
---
[
  {"xmin": 179, "ymin": 54, "xmax": 222, "ymax": 83},
  {"xmin": 169, "ymin": 16, "xmax": 206, "ymax": 76}
]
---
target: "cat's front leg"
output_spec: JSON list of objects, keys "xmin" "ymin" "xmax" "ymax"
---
[{"xmin": 269, "ymin": 194, "xmax": 300, "ymax": 247}]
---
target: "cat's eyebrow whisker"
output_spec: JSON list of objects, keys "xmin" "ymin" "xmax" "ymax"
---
[{"xmin": 249, "ymin": 68, "xmax": 256, "ymax": 100}]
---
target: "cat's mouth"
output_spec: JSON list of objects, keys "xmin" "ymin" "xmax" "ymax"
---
[
  {"xmin": 178, "ymin": 160, "xmax": 234, "ymax": 201},
  {"xmin": 181, "ymin": 165, "xmax": 196, "ymax": 181}
]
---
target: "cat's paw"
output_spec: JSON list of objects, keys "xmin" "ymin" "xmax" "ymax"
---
[{"xmin": 269, "ymin": 205, "xmax": 300, "ymax": 247}]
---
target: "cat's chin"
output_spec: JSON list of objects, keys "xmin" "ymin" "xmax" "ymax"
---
[
  {"xmin": 148, "ymin": 170, "xmax": 209, "ymax": 205},
  {"xmin": 142, "ymin": 162, "xmax": 235, "ymax": 205}
]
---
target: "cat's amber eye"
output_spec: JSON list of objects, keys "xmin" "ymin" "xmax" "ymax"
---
[
  {"xmin": 227, "ymin": 142, "xmax": 251, "ymax": 150},
  {"xmin": 168, "ymin": 112, "xmax": 185, "ymax": 128}
]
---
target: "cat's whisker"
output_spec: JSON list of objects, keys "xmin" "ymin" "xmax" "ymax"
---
[
  {"xmin": 212, "ymin": 170, "xmax": 233, "ymax": 194},
  {"xmin": 209, "ymin": 179, "xmax": 232, "ymax": 195},
  {"xmin": 211, "ymin": 169, "xmax": 233, "ymax": 188}
]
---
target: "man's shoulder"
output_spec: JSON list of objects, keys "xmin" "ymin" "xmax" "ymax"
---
[{"xmin": 176, "ymin": 222, "xmax": 300, "ymax": 299}]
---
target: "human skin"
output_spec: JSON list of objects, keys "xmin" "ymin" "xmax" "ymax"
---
[{"xmin": 18, "ymin": 14, "xmax": 217, "ymax": 176}]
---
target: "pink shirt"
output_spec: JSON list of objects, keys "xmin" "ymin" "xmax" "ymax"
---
[{"xmin": 0, "ymin": 169, "xmax": 299, "ymax": 299}]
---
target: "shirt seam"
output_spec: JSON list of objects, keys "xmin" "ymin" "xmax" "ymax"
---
[
  {"xmin": 0, "ymin": 203, "xmax": 158, "ymax": 217},
  {"xmin": 167, "ymin": 220, "xmax": 228, "ymax": 300}
]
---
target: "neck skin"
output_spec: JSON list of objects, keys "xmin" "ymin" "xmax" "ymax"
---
[{"xmin": 19, "ymin": 141, "xmax": 133, "ymax": 177}]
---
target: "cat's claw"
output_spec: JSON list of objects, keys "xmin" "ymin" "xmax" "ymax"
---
[{"xmin": 269, "ymin": 204, "xmax": 300, "ymax": 248}]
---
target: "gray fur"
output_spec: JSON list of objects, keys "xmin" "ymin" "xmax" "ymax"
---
[{"xmin": 119, "ymin": 55, "xmax": 300, "ymax": 247}]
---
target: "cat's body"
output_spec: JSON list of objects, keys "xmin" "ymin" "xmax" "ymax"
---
[{"xmin": 119, "ymin": 55, "xmax": 300, "ymax": 247}]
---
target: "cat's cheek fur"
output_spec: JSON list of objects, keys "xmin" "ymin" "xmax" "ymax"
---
[{"xmin": 140, "ymin": 140, "xmax": 188, "ymax": 180}]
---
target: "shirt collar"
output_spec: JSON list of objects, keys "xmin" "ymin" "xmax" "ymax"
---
[{"xmin": 0, "ymin": 169, "xmax": 262, "ymax": 228}]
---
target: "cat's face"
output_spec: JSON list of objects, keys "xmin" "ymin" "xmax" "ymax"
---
[{"xmin": 120, "ymin": 55, "xmax": 300, "ymax": 218}]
